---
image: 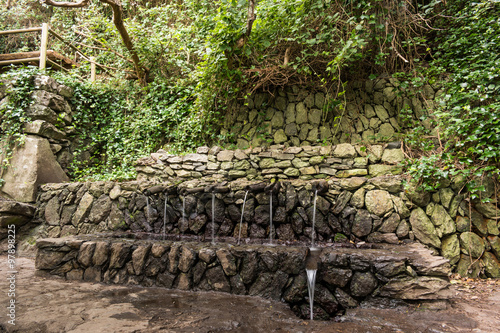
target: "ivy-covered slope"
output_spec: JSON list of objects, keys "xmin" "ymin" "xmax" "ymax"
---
[{"xmin": 0, "ymin": 0, "xmax": 498, "ymax": 186}]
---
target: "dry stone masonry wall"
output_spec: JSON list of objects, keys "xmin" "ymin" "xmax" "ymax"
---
[
  {"xmin": 0, "ymin": 75, "xmax": 74, "ymax": 202},
  {"xmin": 35, "ymin": 236, "xmax": 452, "ymax": 319},
  {"xmin": 222, "ymin": 77, "xmax": 438, "ymax": 148},
  {"xmin": 36, "ymin": 164, "xmax": 500, "ymax": 278},
  {"xmin": 136, "ymin": 143, "xmax": 404, "ymax": 182}
]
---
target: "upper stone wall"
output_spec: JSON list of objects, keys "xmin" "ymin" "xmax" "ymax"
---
[
  {"xmin": 222, "ymin": 77, "xmax": 438, "ymax": 148},
  {"xmin": 136, "ymin": 143, "xmax": 404, "ymax": 182}
]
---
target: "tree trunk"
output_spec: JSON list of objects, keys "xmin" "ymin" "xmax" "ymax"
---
[{"xmin": 41, "ymin": 0, "xmax": 146, "ymax": 84}]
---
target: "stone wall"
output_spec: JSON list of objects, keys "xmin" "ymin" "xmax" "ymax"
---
[
  {"xmin": 221, "ymin": 77, "xmax": 438, "ymax": 148},
  {"xmin": 0, "ymin": 75, "xmax": 73, "ymax": 202},
  {"xmin": 35, "ymin": 236, "xmax": 452, "ymax": 319},
  {"xmin": 35, "ymin": 172, "xmax": 500, "ymax": 278},
  {"xmin": 136, "ymin": 143, "xmax": 404, "ymax": 182}
]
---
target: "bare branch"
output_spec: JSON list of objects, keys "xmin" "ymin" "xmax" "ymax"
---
[
  {"xmin": 41, "ymin": 0, "xmax": 91, "ymax": 8},
  {"xmin": 245, "ymin": 0, "xmax": 256, "ymax": 38}
]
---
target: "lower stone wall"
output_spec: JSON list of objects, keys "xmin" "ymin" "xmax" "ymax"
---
[
  {"xmin": 35, "ymin": 236, "xmax": 452, "ymax": 319},
  {"xmin": 35, "ymin": 175, "xmax": 500, "ymax": 278}
]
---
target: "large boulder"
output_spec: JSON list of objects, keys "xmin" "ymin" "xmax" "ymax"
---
[{"xmin": 1, "ymin": 135, "xmax": 69, "ymax": 202}]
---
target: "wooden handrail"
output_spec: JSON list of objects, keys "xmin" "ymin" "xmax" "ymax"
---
[
  {"xmin": 0, "ymin": 27, "xmax": 42, "ymax": 35},
  {"xmin": 0, "ymin": 24, "xmax": 113, "ymax": 80}
]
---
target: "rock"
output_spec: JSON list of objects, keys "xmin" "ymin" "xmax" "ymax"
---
[
  {"xmin": 378, "ymin": 123, "xmax": 395, "ymax": 138},
  {"xmin": 396, "ymin": 220, "xmax": 410, "ymax": 238},
  {"xmin": 71, "ymin": 193, "xmax": 94, "ymax": 226},
  {"xmin": 409, "ymin": 208, "xmax": 441, "ymax": 248},
  {"xmin": 183, "ymin": 153, "xmax": 208, "ymax": 163},
  {"xmin": 338, "ymin": 177, "xmax": 367, "ymax": 191},
  {"xmin": 332, "ymin": 191, "xmax": 353, "ymax": 215},
  {"xmin": 131, "ymin": 245, "xmax": 151, "ymax": 275},
  {"xmin": 475, "ymin": 202, "xmax": 499, "ymax": 219},
  {"xmin": 350, "ymin": 188, "xmax": 365, "ymax": 209},
  {"xmin": 285, "ymin": 103, "xmax": 296, "ymax": 123},
  {"xmin": 487, "ymin": 219, "xmax": 499, "ymax": 236},
  {"xmin": 334, "ymin": 288, "xmax": 359, "ymax": 308},
  {"xmin": 367, "ymin": 232, "xmax": 399, "ymax": 244},
  {"xmin": 109, "ymin": 243, "xmax": 131, "ymax": 269},
  {"xmin": 44, "ymin": 196, "xmax": 60, "ymax": 226},
  {"xmin": 284, "ymin": 168, "xmax": 300, "ymax": 177},
  {"xmin": 25, "ymin": 104, "xmax": 58, "ymax": 123},
  {"xmin": 391, "ymin": 195, "xmax": 410, "ymax": 219},
  {"xmin": 369, "ymin": 176, "xmax": 403, "ymax": 193},
  {"xmin": 308, "ymin": 108, "xmax": 322, "ymax": 125},
  {"xmin": 378, "ymin": 213, "xmax": 400, "ymax": 233},
  {"xmin": 295, "ymin": 103, "xmax": 307, "ymax": 124},
  {"xmin": 379, "ymin": 276, "xmax": 451, "ymax": 300},
  {"xmin": 24, "ymin": 120, "xmax": 66, "ymax": 140},
  {"xmin": 274, "ymin": 129, "xmax": 288, "ymax": 144},
  {"xmin": 488, "ymin": 236, "xmax": 500, "ymax": 258},
  {"xmin": 441, "ymin": 234, "xmax": 460, "ymax": 265},
  {"xmin": 333, "ymin": 144, "xmax": 357, "ymax": 158},
  {"xmin": 456, "ymin": 216, "xmax": 470, "ymax": 233},
  {"xmin": 459, "ymin": 232, "xmax": 485, "ymax": 258},
  {"xmin": 178, "ymin": 246, "xmax": 197, "ymax": 273},
  {"xmin": 92, "ymin": 241, "xmax": 110, "ymax": 266},
  {"xmin": 320, "ymin": 267, "xmax": 352, "ymax": 288},
  {"xmin": 381, "ymin": 149, "xmax": 404, "ymax": 164},
  {"xmin": 470, "ymin": 209, "xmax": 489, "ymax": 236},
  {"xmin": 217, "ymin": 150, "xmax": 234, "ymax": 162},
  {"xmin": 205, "ymin": 266, "xmax": 230, "ymax": 292},
  {"xmin": 1, "ymin": 135, "xmax": 69, "ymax": 202},
  {"xmin": 89, "ymin": 195, "xmax": 112, "ymax": 224},
  {"xmin": 365, "ymin": 190, "xmax": 393, "ymax": 217},
  {"xmin": 350, "ymin": 271, "xmax": 378, "ymax": 297},
  {"xmin": 405, "ymin": 183, "xmax": 431, "ymax": 207},
  {"xmin": 216, "ymin": 248, "xmax": 237, "ymax": 276},
  {"xmin": 430, "ymin": 204, "xmax": 456, "ymax": 237},
  {"xmin": 439, "ymin": 188, "xmax": 454, "ymax": 209},
  {"xmin": 368, "ymin": 164, "xmax": 402, "ymax": 177},
  {"xmin": 336, "ymin": 169, "xmax": 368, "ymax": 178},
  {"xmin": 482, "ymin": 252, "xmax": 500, "ymax": 278},
  {"xmin": 249, "ymin": 271, "xmax": 289, "ymax": 301},
  {"xmin": 352, "ymin": 210, "xmax": 372, "ymax": 238}
]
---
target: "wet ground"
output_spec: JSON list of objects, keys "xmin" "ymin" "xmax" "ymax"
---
[{"xmin": 0, "ymin": 256, "xmax": 499, "ymax": 333}]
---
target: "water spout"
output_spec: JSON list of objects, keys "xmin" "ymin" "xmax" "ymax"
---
[{"xmin": 237, "ymin": 190, "xmax": 249, "ymax": 245}]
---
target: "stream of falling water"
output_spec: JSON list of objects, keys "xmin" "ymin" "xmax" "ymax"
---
[
  {"xmin": 306, "ymin": 268, "xmax": 317, "ymax": 320},
  {"xmin": 182, "ymin": 195, "xmax": 186, "ymax": 234},
  {"xmin": 312, "ymin": 189, "xmax": 318, "ymax": 248},
  {"xmin": 238, "ymin": 191, "xmax": 249, "ymax": 245},
  {"xmin": 269, "ymin": 191, "xmax": 273, "ymax": 245},
  {"xmin": 163, "ymin": 195, "xmax": 167, "ymax": 238},
  {"xmin": 211, "ymin": 192, "xmax": 215, "ymax": 245}
]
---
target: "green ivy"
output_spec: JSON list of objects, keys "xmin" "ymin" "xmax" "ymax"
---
[{"xmin": 0, "ymin": 67, "xmax": 40, "ymax": 186}]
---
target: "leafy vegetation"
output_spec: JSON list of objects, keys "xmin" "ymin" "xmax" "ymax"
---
[
  {"xmin": 402, "ymin": 0, "xmax": 500, "ymax": 197},
  {"xmin": 0, "ymin": 0, "xmax": 499, "ymax": 188},
  {"xmin": 0, "ymin": 67, "xmax": 36, "ymax": 185}
]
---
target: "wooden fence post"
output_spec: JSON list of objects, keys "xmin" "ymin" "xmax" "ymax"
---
[
  {"xmin": 90, "ymin": 56, "xmax": 96, "ymax": 82},
  {"xmin": 39, "ymin": 23, "xmax": 49, "ymax": 70}
]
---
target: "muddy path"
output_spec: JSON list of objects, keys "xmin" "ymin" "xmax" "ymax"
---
[{"xmin": 0, "ymin": 256, "xmax": 499, "ymax": 333}]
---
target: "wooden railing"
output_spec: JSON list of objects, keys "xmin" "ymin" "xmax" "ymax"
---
[{"xmin": 0, "ymin": 23, "xmax": 105, "ymax": 81}]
